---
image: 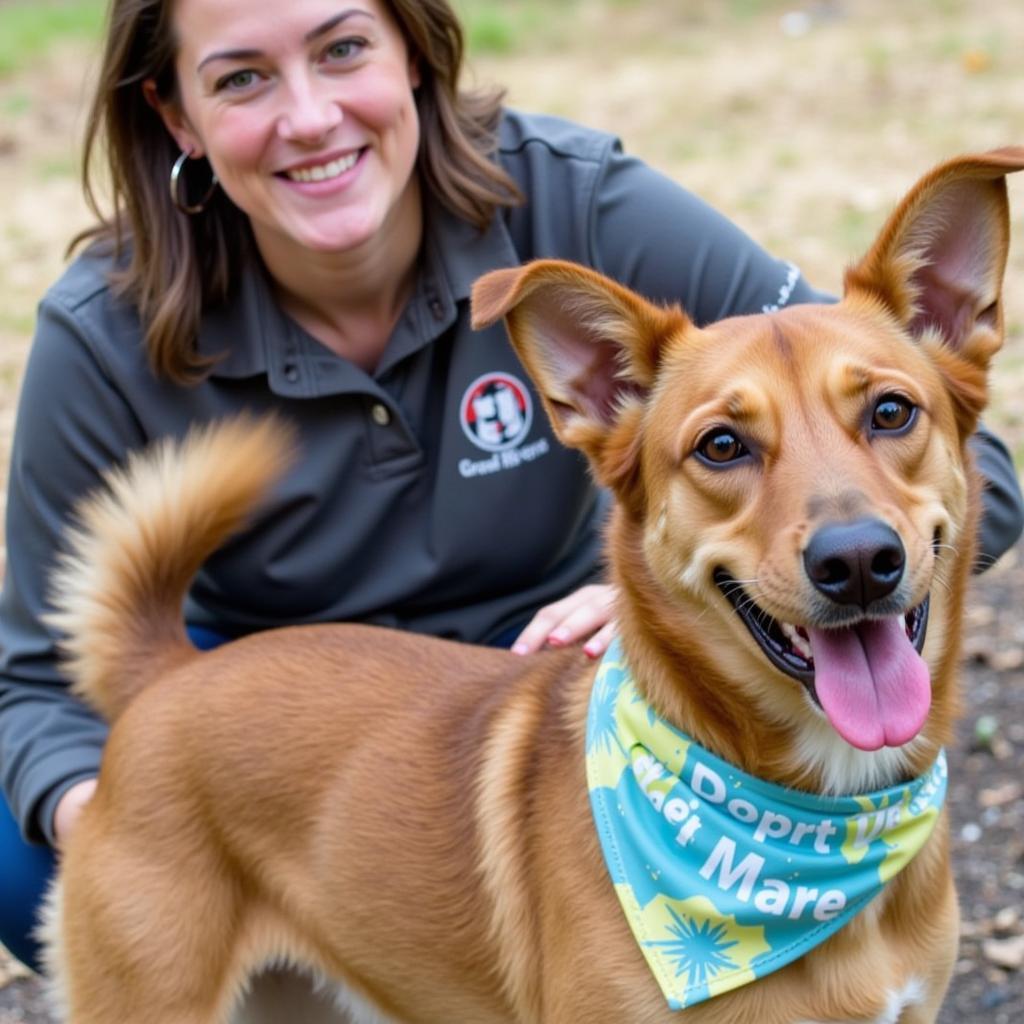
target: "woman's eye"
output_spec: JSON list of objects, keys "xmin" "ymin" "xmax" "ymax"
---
[
  {"xmin": 696, "ymin": 429, "xmax": 748, "ymax": 465},
  {"xmin": 325, "ymin": 38, "xmax": 364, "ymax": 62},
  {"xmin": 871, "ymin": 395, "xmax": 916, "ymax": 433},
  {"xmin": 217, "ymin": 69, "xmax": 259, "ymax": 92}
]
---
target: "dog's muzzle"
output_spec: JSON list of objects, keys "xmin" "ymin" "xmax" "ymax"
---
[{"xmin": 713, "ymin": 519, "xmax": 934, "ymax": 751}]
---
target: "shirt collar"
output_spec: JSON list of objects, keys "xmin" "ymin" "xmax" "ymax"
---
[
  {"xmin": 195, "ymin": 258, "xmax": 278, "ymax": 379},
  {"xmin": 425, "ymin": 193, "xmax": 519, "ymax": 303},
  {"xmin": 374, "ymin": 196, "xmax": 519, "ymax": 377}
]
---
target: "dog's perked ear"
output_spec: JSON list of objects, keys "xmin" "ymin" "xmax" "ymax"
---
[
  {"xmin": 844, "ymin": 147, "xmax": 1024, "ymax": 436},
  {"xmin": 471, "ymin": 260, "xmax": 688, "ymax": 494}
]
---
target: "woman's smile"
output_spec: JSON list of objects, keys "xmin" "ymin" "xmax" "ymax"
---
[{"xmin": 280, "ymin": 148, "xmax": 364, "ymax": 184}]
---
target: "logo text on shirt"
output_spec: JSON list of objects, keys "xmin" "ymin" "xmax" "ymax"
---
[
  {"xmin": 762, "ymin": 261, "xmax": 801, "ymax": 314},
  {"xmin": 459, "ymin": 437, "xmax": 551, "ymax": 479}
]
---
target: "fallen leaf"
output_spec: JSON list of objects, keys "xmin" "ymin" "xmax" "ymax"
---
[
  {"xmin": 962, "ymin": 48, "xmax": 993, "ymax": 74},
  {"xmin": 980, "ymin": 782, "xmax": 1023, "ymax": 808},
  {"xmin": 983, "ymin": 934, "xmax": 1024, "ymax": 970},
  {"xmin": 989, "ymin": 647, "xmax": 1024, "ymax": 672}
]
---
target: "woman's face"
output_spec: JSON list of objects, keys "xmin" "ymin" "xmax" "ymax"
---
[{"xmin": 155, "ymin": 0, "xmax": 421, "ymax": 257}]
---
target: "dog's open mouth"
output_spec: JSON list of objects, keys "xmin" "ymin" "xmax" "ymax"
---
[{"xmin": 714, "ymin": 569, "xmax": 931, "ymax": 751}]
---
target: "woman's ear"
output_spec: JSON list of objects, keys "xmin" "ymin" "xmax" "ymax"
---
[{"xmin": 142, "ymin": 78, "xmax": 205, "ymax": 158}]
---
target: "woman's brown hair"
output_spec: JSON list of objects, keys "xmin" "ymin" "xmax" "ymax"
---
[{"xmin": 76, "ymin": 0, "xmax": 522, "ymax": 382}]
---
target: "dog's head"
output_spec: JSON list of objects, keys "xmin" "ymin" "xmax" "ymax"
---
[{"xmin": 473, "ymin": 150, "xmax": 1023, "ymax": 785}]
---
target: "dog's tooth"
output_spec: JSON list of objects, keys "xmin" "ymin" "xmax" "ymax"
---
[{"xmin": 781, "ymin": 622, "xmax": 813, "ymax": 660}]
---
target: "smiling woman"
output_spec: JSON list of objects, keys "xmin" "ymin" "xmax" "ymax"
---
[
  {"xmin": 84, "ymin": 0, "xmax": 521, "ymax": 379},
  {"xmin": 0, "ymin": 0, "xmax": 1022, "ymax": 990},
  {"xmin": 144, "ymin": 0, "xmax": 428, "ymax": 368}
]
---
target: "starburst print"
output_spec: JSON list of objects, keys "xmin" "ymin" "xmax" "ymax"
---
[{"xmin": 645, "ymin": 906, "xmax": 740, "ymax": 988}]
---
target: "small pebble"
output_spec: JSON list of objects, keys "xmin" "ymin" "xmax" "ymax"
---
[
  {"xmin": 982, "ymin": 806, "xmax": 1003, "ymax": 826},
  {"xmin": 961, "ymin": 822, "xmax": 983, "ymax": 843},
  {"xmin": 980, "ymin": 985, "xmax": 1009, "ymax": 1009},
  {"xmin": 993, "ymin": 907, "xmax": 1021, "ymax": 933}
]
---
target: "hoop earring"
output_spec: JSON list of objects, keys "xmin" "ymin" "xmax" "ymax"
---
[{"xmin": 170, "ymin": 150, "xmax": 219, "ymax": 215}]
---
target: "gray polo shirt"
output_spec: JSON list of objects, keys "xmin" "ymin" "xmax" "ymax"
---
[{"xmin": 1, "ymin": 110, "xmax": 1020, "ymax": 843}]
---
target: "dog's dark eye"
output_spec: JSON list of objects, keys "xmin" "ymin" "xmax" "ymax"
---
[
  {"xmin": 871, "ymin": 395, "xmax": 916, "ymax": 433},
  {"xmin": 696, "ymin": 429, "xmax": 748, "ymax": 465}
]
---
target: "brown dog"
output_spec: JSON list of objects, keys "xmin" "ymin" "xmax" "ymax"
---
[{"xmin": 42, "ymin": 149, "xmax": 1023, "ymax": 1024}]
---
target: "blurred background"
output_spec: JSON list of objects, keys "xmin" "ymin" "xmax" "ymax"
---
[
  {"xmin": 0, "ymin": 1, "xmax": 1022, "ymax": 1021},
  {"xmin": 3, "ymin": 0, "xmax": 1023, "ymax": 476}
]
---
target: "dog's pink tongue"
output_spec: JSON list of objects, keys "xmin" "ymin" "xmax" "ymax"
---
[{"xmin": 807, "ymin": 617, "xmax": 930, "ymax": 751}]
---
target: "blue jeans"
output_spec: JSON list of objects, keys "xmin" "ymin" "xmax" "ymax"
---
[
  {"xmin": 0, "ymin": 794, "xmax": 52, "ymax": 971},
  {"xmin": 0, "ymin": 624, "xmax": 228, "ymax": 972}
]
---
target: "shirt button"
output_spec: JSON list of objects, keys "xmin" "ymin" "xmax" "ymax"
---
[
  {"xmin": 371, "ymin": 403, "xmax": 391, "ymax": 427},
  {"xmin": 429, "ymin": 297, "xmax": 445, "ymax": 321},
  {"xmin": 283, "ymin": 362, "xmax": 299, "ymax": 383}
]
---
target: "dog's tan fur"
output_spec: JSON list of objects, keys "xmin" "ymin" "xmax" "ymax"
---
[{"xmin": 43, "ymin": 150, "xmax": 1023, "ymax": 1023}]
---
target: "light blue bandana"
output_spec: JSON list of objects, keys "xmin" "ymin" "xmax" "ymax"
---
[{"xmin": 586, "ymin": 639, "xmax": 947, "ymax": 1010}]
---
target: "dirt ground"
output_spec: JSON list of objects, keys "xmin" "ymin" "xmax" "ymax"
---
[{"xmin": 1, "ymin": 1, "xmax": 1023, "ymax": 1020}]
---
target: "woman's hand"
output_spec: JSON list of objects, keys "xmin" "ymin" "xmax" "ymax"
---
[
  {"xmin": 53, "ymin": 778, "xmax": 98, "ymax": 848},
  {"xmin": 511, "ymin": 584, "xmax": 617, "ymax": 659}
]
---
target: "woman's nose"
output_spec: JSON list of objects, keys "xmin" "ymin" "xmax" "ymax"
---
[{"xmin": 277, "ymin": 77, "xmax": 343, "ymax": 143}]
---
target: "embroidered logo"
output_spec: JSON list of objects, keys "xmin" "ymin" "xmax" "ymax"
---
[
  {"xmin": 459, "ymin": 372, "xmax": 533, "ymax": 452},
  {"xmin": 457, "ymin": 372, "xmax": 551, "ymax": 480}
]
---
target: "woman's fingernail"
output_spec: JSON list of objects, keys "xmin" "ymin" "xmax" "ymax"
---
[
  {"xmin": 511, "ymin": 642, "xmax": 530, "ymax": 656},
  {"xmin": 547, "ymin": 628, "xmax": 570, "ymax": 647}
]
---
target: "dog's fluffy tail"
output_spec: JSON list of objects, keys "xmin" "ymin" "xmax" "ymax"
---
[{"xmin": 46, "ymin": 416, "xmax": 295, "ymax": 723}]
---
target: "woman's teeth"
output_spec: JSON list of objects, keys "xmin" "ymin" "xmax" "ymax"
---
[{"xmin": 286, "ymin": 152, "xmax": 359, "ymax": 183}]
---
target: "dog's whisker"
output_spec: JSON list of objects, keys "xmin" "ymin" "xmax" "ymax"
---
[{"xmin": 970, "ymin": 550, "xmax": 998, "ymax": 572}]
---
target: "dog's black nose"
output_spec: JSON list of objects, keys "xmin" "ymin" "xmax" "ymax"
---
[{"xmin": 803, "ymin": 518, "xmax": 905, "ymax": 609}]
